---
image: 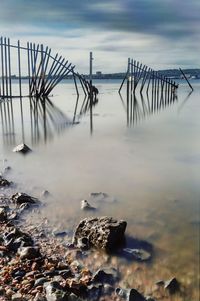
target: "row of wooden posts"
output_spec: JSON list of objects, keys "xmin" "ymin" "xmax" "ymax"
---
[
  {"xmin": 119, "ymin": 58, "xmax": 178, "ymax": 95},
  {"xmin": 0, "ymin": 37, "xmax": 95, "ymax": 98}
]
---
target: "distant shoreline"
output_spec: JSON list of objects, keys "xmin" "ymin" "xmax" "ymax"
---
[{"xmin": 1, "ymin": 68, "xmax": 200, "ymax": 81}]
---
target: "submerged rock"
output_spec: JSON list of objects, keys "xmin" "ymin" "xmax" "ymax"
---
[
  {"xmin": 41, "ymin": 190, "xmax": 51, "ymax": 198},
  {"xmin": 81, "ymin": 200, "xmax": 96, "ymax": 211},
  {"xmin": 89, "ymin": 192, "xmax": 116, "ymax": 203},
  {"xmin": 0, "ymin": 177, "xmax": 11, "ymax": 187},
  {"xmin": 122, "ymin": 247, "xmax": 151, "ymax": 261},
  {"xmin": 73, "ymin": 216, "xmax": 127, "ymax": 251},
  {"xmin": 13, "ymin": 143, "xmax": 32, "ymax": 154}
]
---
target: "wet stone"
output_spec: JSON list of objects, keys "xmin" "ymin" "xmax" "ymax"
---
[
  {"xmin": 87, "ymin": 283, "xmax": 103, "ymax": 300},
  {"xmin": 45, "ymin": 281, "xmax": 69, "ymax": 301},
  {"xmin": 12, "ymin": 269, "xmax": 26, "ymax": 279},
  {"xmin": 18, "ymin": 246, "xmax": 41, "ymax": 260},
  {"xmin": 0, "ymin": 207, "xmax": 7, "ymax": 221},
  {"xmin": 73, "ymin": 216, "xmax": 127, "ymax": 251},
  {"xmin": 164, "ymin": 277, "xmax": 180, "ymax": 294},
  {"xmin": 11, "ymin": 292, "xmax": 25, "ymax": 301},
  {"xmin": 0, "ymin": 176, "xmax": 11, "ymax": 187},
  {"xmin": 34, "ymin": 278, "xmax": 48, "ymax": 287},
  {"xmin": 116, "ymin": 288, "xmax": 146, "ymax": 301},
  {"xmin": 13, "ymin": 143, "xmax": 32, "ymax": 154},
  {"xmin": 122, "ymin": 248, "xmax": 151, "ymax": 261},
  {"xmin": 58, "ymin": 269, "xmax": 72, "ymax": 279},
  {"xmin": 92, "ymin": 267, "xmax": 119, "ymax": 284},
  {"xmin": 3, "ymin": 228, "xmax": 33, "ymax": 252},
  {"xmin": 145, "ymin": 297, "xmax": 156, "ymax": 301},
  {"xmin": 81, "ymin": 199, "xmax": 96, "ymax": 211},
  {"xmin": 11, "ymin": 192, "xmax": 39, "ymax": 207},
  {"xmin": 68, "ymin": 294, "xmax": 84, "ymax": 301},
  {"xmin": 41, "ymin": 190, "xmax": 50, "ymax": 198},
  {"xmin": 34, "ymin": 293, "xmax": 48, "ymax": 301},
  {"xmin": 3, "ymin": 227, "xmax": 33, "ymax": 252}
]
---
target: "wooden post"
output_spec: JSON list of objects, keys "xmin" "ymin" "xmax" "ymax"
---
[
  {"xmin": 179, "ymin": 68, "xmax": 193, "ymax": 91},
  {"xmin": 4, "ymin": 38, "xmax": 8, "ymax": 97},
  {"xmin": 130, "ymin": 59, "xmax": 133, "ymax": 93},
  {"xmin": 8, "ymin": 38, "xmax": 12, "ymax": 97},
  {"xmin": 73, "ymin": 72, "xmax": 79, "ymax": 96},
  {"xmin": 17, "ymin": 40, "xmax": 22, "ymax": 97},
  {"xmin": 127, "ymin": 57, "xmax": 130, "ymax": 98},
  {"xmin": 1, "ymin": 37, "xmax": 5, "ymax": 97},
  {"xmin": 89, "ymin": 51, "xmax": 93, "ymax": 135}
]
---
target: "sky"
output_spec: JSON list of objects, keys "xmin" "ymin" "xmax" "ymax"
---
[{"xmin": 0, "ymin": 0, "xmax": 199, "ymax": 74}]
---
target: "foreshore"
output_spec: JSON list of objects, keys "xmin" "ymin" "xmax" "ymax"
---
[{"xmin": 0, "ymin": 167, "xmax": 183, "ymax": 301}]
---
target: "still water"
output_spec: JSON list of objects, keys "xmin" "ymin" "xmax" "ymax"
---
[{"xmin": 0, "ymin": 79, "xmax": 199, "ymax": 299}]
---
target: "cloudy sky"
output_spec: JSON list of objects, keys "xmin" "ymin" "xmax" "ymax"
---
[{"xmin": 0, "ymin": 0, "xmax": 199, "ymax": 73}]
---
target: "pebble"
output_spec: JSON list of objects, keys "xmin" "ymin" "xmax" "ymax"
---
[
  {"xmin": 164, "ymin": 277, "xmax": 180, "ymax": 294},
  {"xmin": 11, "ymin": 292, "xmax": 24, "ymax": 301},
  {"xmin": 34, "ymin": 277, "xmax": 48, "ymax": 287},
  {"xmin": 0, "ymin": 207, "xmax": 7, "ymax": 221},
  {"xmin": 80, "ymin": 199, "xmax": 96, "ymax": 211}
]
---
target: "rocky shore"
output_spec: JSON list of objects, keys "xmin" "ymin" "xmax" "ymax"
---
[{"xmin": 0, "ymin": 172, "xmax": 181, "ymax": 301}]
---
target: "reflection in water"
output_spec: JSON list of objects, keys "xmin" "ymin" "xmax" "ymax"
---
[
  {"xmin": 0, "ymin": 98, "xmax": 16, "ymax": 147},
  {"xmin": 120, "ymin": 85, "xmax": 178, "ymax": 127},
  {"xmin": 0, "ymin": 94, "xmax": 98, "ymax": 148},
  {"xmin": 73, "ymin": 95, "xmax": 98, "ymax": 135}
]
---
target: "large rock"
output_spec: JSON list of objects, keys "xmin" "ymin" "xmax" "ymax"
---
[{"xmin": 73, "ymin": 217, "xmax": 127, "ymax": 251}]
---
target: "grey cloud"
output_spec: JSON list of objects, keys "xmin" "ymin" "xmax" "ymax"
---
[{"xmin": 0, "ymin": 0, "xmax": 199, "ymax": 41}]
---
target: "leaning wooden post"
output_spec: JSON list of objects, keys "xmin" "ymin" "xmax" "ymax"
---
[
  {"xmin": 73, "ymin": 72, "xmax": 79, "ymax": 96},
  {"xmin": 18, "ymin": 40, "xmax": 22, "ymax": 97},
  {"xmin": 179, "ymin": 68, "xmax": 193, "ymax": 91}
]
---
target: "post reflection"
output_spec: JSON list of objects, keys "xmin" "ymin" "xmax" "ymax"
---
[
  {"xmin": 120, "ymin": 85, "xmax": 178, "ymax": 127},
  {"xmin": 0, "ymin": 93, "xmax": 98, "ymax": 150}
]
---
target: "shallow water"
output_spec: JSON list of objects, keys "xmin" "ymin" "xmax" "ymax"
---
[{"xmin": 0, "ymin": 79, "xmax": 199, "ymax": 299}]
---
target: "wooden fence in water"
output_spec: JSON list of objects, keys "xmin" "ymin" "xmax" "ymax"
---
[
  {"xmin": 0, "ymin": 37, "xmax": 95, "ymax": 98},
  {"xmin": 119, "ymin": 58, "xmax": 178, "ymax": 96}
]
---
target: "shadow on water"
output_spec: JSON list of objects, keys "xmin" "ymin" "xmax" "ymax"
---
[{"xmin": 0, "ymin": 94, "xmax": 98, "ymax": 148}]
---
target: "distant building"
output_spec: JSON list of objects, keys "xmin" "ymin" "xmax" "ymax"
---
[{"xmin": 96, "ymin": 71, "xmax": 102, "ymax": 76}]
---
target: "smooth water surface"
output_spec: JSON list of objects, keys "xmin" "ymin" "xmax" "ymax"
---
[{"xmin": 0, "ymin": 79, "xmax": 199, "ymax": 299}]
